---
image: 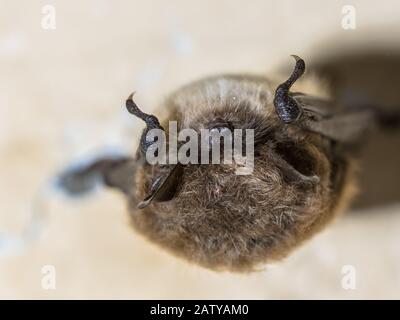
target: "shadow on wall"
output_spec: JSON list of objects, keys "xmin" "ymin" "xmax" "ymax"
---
[{"xmin": 312, "ymin": 47, "xmax": 400, "ymax": 210}]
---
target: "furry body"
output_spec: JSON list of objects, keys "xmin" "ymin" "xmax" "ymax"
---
[{"xmin": 127, "ymin": 75, "xmax": 357, "ymax": 271}]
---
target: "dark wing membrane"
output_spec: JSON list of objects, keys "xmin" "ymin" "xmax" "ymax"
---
[
  {"xmin": 292, "ymin": 93, "xmax": 375, "ymax": 143},
  {"xmin": 138, "ymin": 163, "xmax": 183, "ymax": 209},
  {"xmin": 57, "ymin": 156, "xmax": 137, "ymax": 196}
]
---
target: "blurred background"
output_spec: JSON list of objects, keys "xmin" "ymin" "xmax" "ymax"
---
[{"xmin": 1, "ymin": 0, "xmax": 400, "ymax": 299}]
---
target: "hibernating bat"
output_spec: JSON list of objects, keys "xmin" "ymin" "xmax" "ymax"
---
[{"xmin": 58, "ymin": 56, "xmax": 398, "ymax": 272}]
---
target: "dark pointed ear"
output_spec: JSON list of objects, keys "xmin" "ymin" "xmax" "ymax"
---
[
  {"xmin": 273, "ymin": 55, "xmax": 306, "ymax": 124},
  {"xmin": 138, "ymin": 163, "xmax": 184, "ymax": 209},
  {"xmin": 125, "ymin": 93, "xmax": 183, "ymax": 208},
  {"xmin": 273, "ymin": 57, "xmax": 376, "ymax": 143},
  {"xmin": 126, "ymin": 93, "xmax": 165, "ymax": 155}
]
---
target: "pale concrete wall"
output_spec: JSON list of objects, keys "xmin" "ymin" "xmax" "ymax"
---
[{"xmin": 0, "ymin": 0, "xmax": 399, "ymax": 299}]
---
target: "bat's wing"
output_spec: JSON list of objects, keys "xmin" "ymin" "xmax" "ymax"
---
[
  {"xmin": 57, "ymin": 153, "xmax": 184, "ymax": 209},
  {"xmin": 292, "ymin": 93, "xmax": 375, "ymax": 143},
  {"xmin": 57, "ymin": 156, "xmax": 138, "ymax": 196}
]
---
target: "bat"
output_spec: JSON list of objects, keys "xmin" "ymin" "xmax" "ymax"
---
[{"xmin": 57, "ymin": 56, "xmax": 398, "ymax": 272}]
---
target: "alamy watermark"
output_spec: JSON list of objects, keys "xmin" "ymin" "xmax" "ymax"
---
[
  {"xmin": 41, "ymin": 264, "xmax": 56, "ymax": 290},
  {"xmin": 341, "ymin": 264, "xmax": 356, "ymax": 290},
  {"xmin": 41, "ymin": 5, "xmax": 56, "ymax": 30},
  {"xmin": 341, "ymin": 5, "xmax": 356, "ymax": 30},
  {"xmin": 144, "ymin": 121, "xmax": 255, "ymax": 175}
]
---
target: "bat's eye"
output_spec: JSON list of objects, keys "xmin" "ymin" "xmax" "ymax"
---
[
  {"xmin": 209, "ymin": 127, "xmax": 231, "ymax": 135},
  {"xmin": 207, "ymin": 119, "xmax": 234, "ymax": 131},
  {"xmin": 203, "ymin": 120, "xmax": 235, "ymax": 151},
  {"xmin": 207, "ymin": 126, "xmax": 234, "ymax": 151}
]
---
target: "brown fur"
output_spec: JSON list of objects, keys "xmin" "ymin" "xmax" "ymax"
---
[{"xmin": 126, "ymin": 75, "xmax": 357, "ymax": 272}]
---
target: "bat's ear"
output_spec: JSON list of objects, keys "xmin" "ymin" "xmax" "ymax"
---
[
  {"xmin": 273, "ymin": 55, "xmax": 306, "ymax": 124},
  {"xmin": 125, "ymin": 93, "xmax": 184, "ymax": 209},
  {"xmin": 138, "ymin": 164, "xmax": 183, "ymax": 209}
]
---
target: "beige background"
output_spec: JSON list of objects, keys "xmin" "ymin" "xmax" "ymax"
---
[{"xmin": 1, "ymin": 0, "xmax": 400, "ymax": 299}]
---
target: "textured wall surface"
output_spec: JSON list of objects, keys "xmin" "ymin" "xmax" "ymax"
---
[{"xmin": 1, "ymin": 0, "xmax": 400, "ymax": 299}]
